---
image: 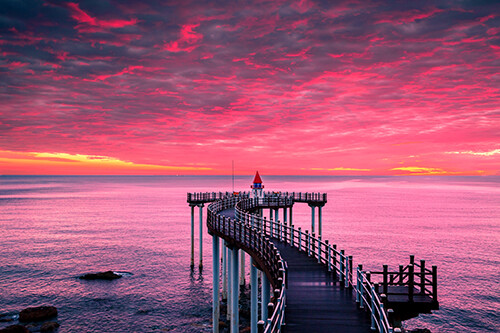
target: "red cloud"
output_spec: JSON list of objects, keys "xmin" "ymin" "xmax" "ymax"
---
[
  {"xmin": 66, "ymin": 2, "xmax": 138, "ymax": 32},
  {"xmin": 163, "ymin": 24, "xmax": 203, "ymax": 52}
]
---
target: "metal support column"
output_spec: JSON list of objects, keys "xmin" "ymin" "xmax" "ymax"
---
[
  {"xmin": 240, "ymin": 251, "xmax": 245, "ymax": 286},
  {"xmin": 199, "ymin": 204, "xmax": 204, "ymax": 269},
  {"xmin": 318, "ymin": 206, "xmax": 322, "ymax": 237},
  {"xmin": 222, "ymin": 241, "xmax": 227, "ymax": 299},
  {"xmin": 227, "ymin": 247, "xmax": 232, "ymax": 320},
  {"xmin": 261, "ymin": 272, "xmax": 270, "ymax": 321},
  {"xmin": 310, "ymin": 205, "xmax": 315, "ymax": 234},
  {"xmin": 190, "ymin": 205, "xmax": 195, "ymax": 267},
  {"xmin": 230, "ymin": 247, "xmax": 240, "ymax": 332},
  {"xmin": 251, "ymin": 259, "xmax": 258, "ymax": 333},
  {"xmin": 212, "ymin": 236, "xmax": 220, "ymax": 333}
]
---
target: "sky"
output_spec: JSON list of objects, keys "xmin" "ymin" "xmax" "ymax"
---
[{"xmin": 0, "ymin": 0, "xmax": 499, "ymax": 176}]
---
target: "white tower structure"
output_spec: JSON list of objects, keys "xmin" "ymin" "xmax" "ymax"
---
[{"xmin": 250, "ymin": 171, "xmax": 264, "ymax": 198}]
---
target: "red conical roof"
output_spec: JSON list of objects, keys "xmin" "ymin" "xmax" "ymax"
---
[{"xmin": 253, "ymin": 171, "xmax": 263, "ymax": 183}]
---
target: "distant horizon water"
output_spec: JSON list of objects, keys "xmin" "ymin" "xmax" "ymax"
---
[{"xmin": 1, "ymin": 175, "xmax": 498, "ymax": 332}]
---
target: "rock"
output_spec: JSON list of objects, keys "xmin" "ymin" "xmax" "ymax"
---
[
  {"xmin": 40, "ymin": 321, "xmax": 60, "ymax": 332},
  {"xmin": 79, "ymin": 271, "xmax": 121, "ymax": 280},
  {"xmin": 19, "ymin": 306, "xmax": 57, "ymax": 322},
  {"xmin": 218, "ymin": 320, "xmax": 227, "ymax": 328},
  {"xmin": 0, "ymin": 325, "xmax": 29, "ymax": 333},
  {"xmin": 240, "ymin": 327, "xmax": 251, "ymax": 333}
]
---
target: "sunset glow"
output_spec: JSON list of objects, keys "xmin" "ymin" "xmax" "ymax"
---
[{"xmin": 1, "ymin": 1, "xmax": 499, "ymax": 175}]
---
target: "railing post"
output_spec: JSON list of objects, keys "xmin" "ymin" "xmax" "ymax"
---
[
  {"xmin": 370, "ymin": 286, "xmax": 376, "ymax": 330},
  {"xmin": 317, "ymin": 235, "xmax": 321, "ymax": 263},
  {"xmin": 326, "ymin": 240, "xmax": 331, "ymax": 272},
  {"xmin": 408, "ymin": 264, "xmax": 414, "ymax": 302},
  {"xmin": 291, "ymin": 224, "xmax": 295, "ymax": 247},
  {"xmin": 359, "ymin": 265, "xmax": 364, "ymax": 308},
  {"xmin": 420, "ymin": 260, "xmax": 426, "ymax": 294},
  {"xmin": 257, "ymin": 320, "xmax": 265, "ymax": 333},
  {"xmin": 298, "ymin": 227, "xmax": 302, "ymax": 251},
  {"xmin": 356, "ymin": 266, "xmax": 361, "ymax": 303},
  {"xmin": 399, "ymin": 265, "xmax": 404, "ymax": 284},
  {"xmin": 379, "ymin": 302, "xmax": 386, "ymax": 332},
  {"xmin": 344, "ymin": 254, "xmax": 349, "ymax": 288},
  {"xmin": 349, "ymin": 256, "xmax": 353, "ymax": 288},
  {"xmin": 340, "ymin": 250, "xmax": 345, "ymax": 283},
  {"xmin": 279, "ymin": 220, "xmax": 282, "ymax": 241},
  {"xmin": 306, "ymin": 230, "xmax": 311, "ymax": 256},
  {"xmin": 432, "ymin": 265, "xmax": 437, "ymax": 301},
  {"xmin": 332, "ymin": 244, "xmax": 337, "ymax": 274},
  {"xmin": 383, "ymin": 264, "xmax": 388, "ymax": 295}
]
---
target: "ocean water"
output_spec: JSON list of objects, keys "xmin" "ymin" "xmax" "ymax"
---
[{"xmin": 0, "ymin": 175, "xmax": 498, "ymax": 332}]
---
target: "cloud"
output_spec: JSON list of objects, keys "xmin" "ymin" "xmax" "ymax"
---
[
  {"xmin": 0, "ymin": 150, "xmax": 211, "ymax": 174},
  {"xmin": 391, "ymin": 167, "xmax": 447, "ymax": 175},
  {"xmin": 66, "ymin": 2, "xmax": 139, "ymax": 32},
  {"xmin": 446, "ymin": 149, "xmax": 500, "ymax": 156}
]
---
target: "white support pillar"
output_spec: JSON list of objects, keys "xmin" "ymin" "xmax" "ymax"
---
[
  {"xmin": 227, "ymin": 247, "xmax": 232, "ymax": 320},
  {"xmin": 199, "ymin": 204, "xmax": 204, "ymax": 269},
  {"xmin": 318, "ymin": 206, "xmax": 322, "ymax": 237},
  {"xmin": 251, "ymin": 259, "xmax": 258, "ymax": 333},
  {"xmin": 240, "ymin": 251, "xmax": 245, "ymax": 286},
  {"xmin": 261, "ymin": 272, "xmax": 270, "ymax": 321},
  {"xmin": 275, "ymin": 209, "xmax": 279, "ymax": 224},
  {"xmin": 222, "ymin": 241, "xmax": 227, "ymax": 299},
  {"xmin": 190, "ymin": 205, "xmax": 195, "ymax": 267},
  {"xmin": 212, "ymin": 236, "xmax": 220, "ymax": 333},
  {"xmin": 230, "ymin": 247, "xmax": 240, "ymax": 332},
  {"xmin": 310, "ymin": 205, "xmax": 315, "ymax": 234}
]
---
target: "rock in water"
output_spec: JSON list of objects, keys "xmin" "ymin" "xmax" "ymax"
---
[
  {"xmin": 19, "ymin": 306, "xmax": 57, "ymax": 322},
  {"xmin": 79, "ymin": 271, "xmax": 121, "ymax": 280},
  {"xmin": 0, "ymin": 325, "xmax": 29, "ymax": 333},
  {"xmin": 40, "ymin": 321, "xmax": 60, "ymax": 332}
]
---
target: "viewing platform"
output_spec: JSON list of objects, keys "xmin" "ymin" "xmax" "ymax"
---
[{"xmin": 187, "ymin": 173, "xmax": 438, "ymax": 332}]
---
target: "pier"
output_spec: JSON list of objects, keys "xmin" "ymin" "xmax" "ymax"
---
[{"xmin": 187, "ymin": 173, "xmax": 438, "ymax": 332}]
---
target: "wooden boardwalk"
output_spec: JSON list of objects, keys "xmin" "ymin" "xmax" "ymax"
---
[
  {"xmin": 220, "ymin": 208, "xmax": 371, "ymax": 332},
  {"xmin": 273, "ymin": 241, "xmax": 372, "ymax": 333}
]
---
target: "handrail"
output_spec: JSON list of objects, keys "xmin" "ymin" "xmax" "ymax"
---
[
  {"xmin": 188, "ymin": 191, "xmax": 250, "ymax": 203},
  {"xmin": 206, "ymin": 196, "xmax": 287, "ymax": 333},
  {"xmin": 188, "ymin": 191, "xmax": 326, "ymax": 204},
  {"xmin": 234, "ymin": 197, "xmax": 395, "ymax": 333}
]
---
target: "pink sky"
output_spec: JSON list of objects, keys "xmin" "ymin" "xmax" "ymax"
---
[{"xmin": 0, "ymin": 1, "xmax": 499, "ymax": 175}]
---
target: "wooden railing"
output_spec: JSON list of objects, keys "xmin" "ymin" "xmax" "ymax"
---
[
  {"xmin": 187, "ymin": 191, "xmax": 250, "ymax": 203},
  {"xmin": 261, "ymin": 191, "xmax": 327, "ymax": 203},
  {"xmin": 364, "ymin": 256, "xmax": 438, "ymax": 303},
  {"xmin": 188, "ymin": 191, "xmax": 326, "ymax": 204},
  {"xmin": 207, "ymin": 197, "xmax": 287, "ymax": 333}
]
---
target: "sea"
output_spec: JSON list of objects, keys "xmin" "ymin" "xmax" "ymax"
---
[{"xmin": 0, "ymin": 175, "xmax": 499, "ymax": 332}]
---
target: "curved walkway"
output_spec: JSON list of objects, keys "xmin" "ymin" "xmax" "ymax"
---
[{"xmin": 220, "ymin": 208, "xmax": 371, "ymax": 333}]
